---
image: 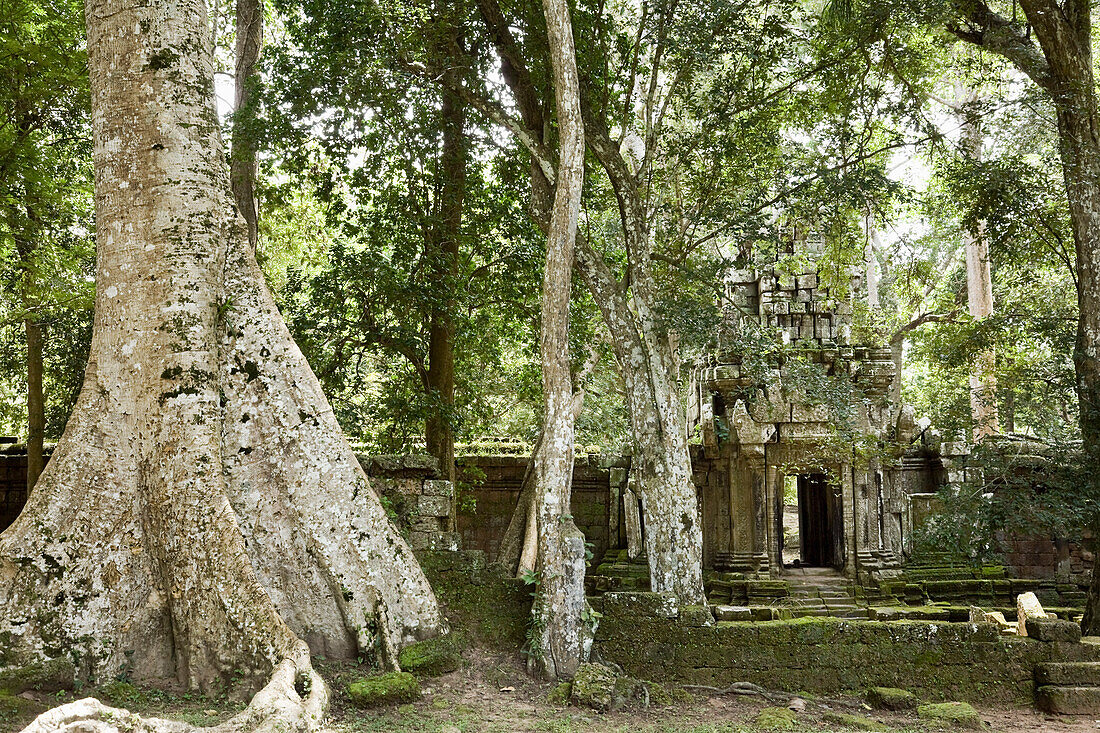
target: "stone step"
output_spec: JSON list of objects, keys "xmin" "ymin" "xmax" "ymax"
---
[
  {"xmin": 1035, "ymin": 685, "xmax": 1100, "ymax": 714},
  {"xmin": 1036, "ymin": 663, "xmax": 1100, "ymax": 687},
  {"xmin": 790, "ymin": 608, "xmax": 831, "ymax": 617}
]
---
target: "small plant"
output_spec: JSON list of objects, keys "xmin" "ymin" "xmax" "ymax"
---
[{"xmin": 520, "ymin": 569, "xmax": 545, "ymax": 663}]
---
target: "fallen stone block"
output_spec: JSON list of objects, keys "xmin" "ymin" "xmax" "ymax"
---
[
  {"xmin": 916, "ymin": 701, "xmax": 985, "ymax": 729},
  {"xmin": 1017, "ymin": 591, "xmax": 1055, "ymax": 636},
  {"xmin": 570, "ymin": 662, "xmax": 618, "ymax": 711},
  {"xmin": 866, "ymin": 686, "xmax": 918, "ymax": 710},
  {"xmin": 713, "ymin": 605, "xmax": 753, "ymax": 621},
  {"xmin": 1025, "ymin": 617, "xmax": 1082, "ymax": 643}
]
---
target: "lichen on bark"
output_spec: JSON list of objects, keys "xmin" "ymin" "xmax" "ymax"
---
[{"xmin": 0, "ymin": 0, "xmax": 443, "ymax": 727}]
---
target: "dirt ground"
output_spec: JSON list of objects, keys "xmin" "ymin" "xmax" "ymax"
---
[
  {"xmin": 6, "ymin": 646, "xmax": 1100, "ymax": 732},
  {"xmin": 319, "ymin": 648, "xmax": 1100, "ymax": 733}
]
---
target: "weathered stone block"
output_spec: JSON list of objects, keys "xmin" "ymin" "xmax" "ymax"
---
[
  {"xmin": 1025, "ymin": 617, "xmax": 1082, "ymax": 643},
  {"xmin": 713, "ymin": 605, "xmax": 753, "ymax": 621},
  {"xmin": 422, "ymin": 479, "xmax": 453, "ymax": 497},
  {"xmin": 570, "ymin": 663, "xmax": 617, "ymax": 711},
  {"xmin": 916, "ymin": 702, "xmax": 984, "ymax": 728},
  {"xmin": 1036, "ymin": 685, "xmax": 1100, "ymax": 714},
  {"xmin": 680, "ymin": 605, "xmax": 713, "ymax": 627},
  {"xmin": 603, "ymin": 592, "xmax": 679, "ymax": 619},
  {"xmin": 1036, "ymin": 662, "xmax": 1100, "ymax": 686},
  {"xmin": 418, "ymin": 494, "xmax": 452, "ymax": 517},
  {"xmin": 865, "ymin": 686, "xmax": 918, "ymax": 710}
]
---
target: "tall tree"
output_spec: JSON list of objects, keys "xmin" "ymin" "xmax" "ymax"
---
[
  {"xmin": 946, "ymin": 0, "xmax": 1100, "ymax": 629},
  {"xmin": 7, "ymin": 0, "xmax": 441, "ymax": 726},
  {"xmin": 0, "ymin": 0, "xmax": 90, "ymax": 490},
  {"xmin": 466, "ymin": 0, "xmax": 706, "ymax": 605},
  {"xmin": 958, "ymin": 90, "xmax": 999, "ymax": 439},
  {"xmin": 532, "ymin": 0, "xmax": 587, "ymax": 679},
  {"xmin": 230, "ymin": 0, "xmax": 261, "ymax": 249}
]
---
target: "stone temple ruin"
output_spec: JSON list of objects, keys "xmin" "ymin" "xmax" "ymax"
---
[
  {"xmin": 2, "ymin": 236, "xmax": 1099, "ymax": 716},
  {"xmin": 683, "ymin": 236, "xmax": 920, "ymax": 585}
]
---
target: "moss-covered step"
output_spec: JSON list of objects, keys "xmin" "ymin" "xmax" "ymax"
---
[{"xmin": 1035, "ymin": 685, "xmax": 1100, "ymax": 715}]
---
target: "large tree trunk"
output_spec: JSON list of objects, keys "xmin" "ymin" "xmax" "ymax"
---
[
  {"xmin": 4, "ymin": 0, "xmax": 441, "ymax": 726},
  {"xmin": 231, "ymin": 0, "xmax": 261, "ymax": 249},
  {"xmin": 532, "ymin": 0, "xmax": 587, "ymax": 679}
]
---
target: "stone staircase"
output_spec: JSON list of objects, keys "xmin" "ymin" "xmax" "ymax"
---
[
  {"xmin": 782, "ymin": 568, "xmax": 867, "ymax": 619},
  {"xmin": 1035, "ymin": 661, "xmax": 1100, "ymax": 714}
]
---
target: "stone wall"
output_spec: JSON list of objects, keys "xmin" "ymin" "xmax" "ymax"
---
[
  {"xmin": 0, "ymin": 446, "xmax": 51, "ymax": 533},
  {"xmin": 999, "ymin": 532, "xmax": 1094, "ymax": 585},
  {"xmin": 455, "ymin": 455, "xmax": 629, "ymax": 563},
  {"xmin": 0, "ymin": 454, "xmax": 29, "ymax": 533},
  {"xmin": 593, "ymin": 591, "xmax": 1100, "ymax": 703},
  {"xmin": 357, "ymin": 454, "xmax": 459, "ymax": 552}
]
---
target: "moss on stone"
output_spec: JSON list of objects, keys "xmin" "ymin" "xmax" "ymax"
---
[
  {"xmin": 347, "ymin": 672, "xmax": 421, "ymax": 708},
  {"xmin": 866, "ymin": 686, "xmax": 918, "ymax": 710},
  {"xmin": 822, "ymin": 710, "xmax": 888, "ymax": 730},
  {"xmin": 547, "ymin": 681, "xmax": 572, "ymax": 705},
  {"xmin": 641, "ymin": 680, "xmax": 674, "ymax": 707},
  {"xmin": 569, "ymin": 663, "xmax": 617, "ymax": 711},
  {"xmin": 917, "ymin": 701, "xmax": 985, "ymax": 729},
  {"xmin": 755, "ymin": 706, "xmax": 798, "ymax": 730},
  {"xmin": 398, "ymin": 636, "xmax": 462, "ymax": 677},
  {"xmin": 418, "ymin": 550, "xmax": 531, "ymax": 650},
  {"xmin": 0, "ymin": 658, "xmax": 75, "ymax": 694}
]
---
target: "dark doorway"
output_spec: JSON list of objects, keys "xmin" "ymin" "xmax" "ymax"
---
[{"xmin": 798, "ymin": 473, "xmax": 835, "ymax": 567}]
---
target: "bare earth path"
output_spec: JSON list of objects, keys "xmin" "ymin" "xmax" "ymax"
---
[{"xmin": 7, "ymin": 647, "xmax": 1097, "ymax": 732}]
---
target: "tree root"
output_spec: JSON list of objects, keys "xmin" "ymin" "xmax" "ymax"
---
[
  {"xmin": 681, "ymin": 681, "xmax": 790, "ymax": 703},
  {"xmin": 680, "ymin": 682, "xmax": 875, "ymax": 711},
  {"xmin": 21, "ymin": 652, "xmax": 329, "ymax": 733}
]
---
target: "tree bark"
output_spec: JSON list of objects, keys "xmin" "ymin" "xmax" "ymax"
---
[
  {"xmin": 231, "ymin": 0, "xmax": 262, "ymax": 249},
  {"xmin": 533, "ymin": 0, "xmax": 587, "ymax": 679},
  {"xmin": 6, "ymin": 0, "xmax": 442, "ymax": 726},
  {"xmin": 24, "ymin": 313, "xmax": 44, "ymax": 491},
  {"xmin": 959, "ymin": 91, "xmax": 999, "ymax": 440},
  {"xmin": 952, "ymin": 0, "xmax": 1100, "ymax": 633},
  {"xmin": 425, "ymin": 50, "xmax": 466, "ymax": 497},
  {"xmin": 472, "ymin": 0, "xmax": 705, "ymax": 606}
]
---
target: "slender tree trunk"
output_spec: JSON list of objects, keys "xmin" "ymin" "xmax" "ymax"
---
[
  {"xmin": 960, "ymin": 93, "xmax": 999, "ymax": 440},
  {"xmin": 497, "ymin": 429, "xmax": 543, "ymax": 575},
  {"xmin": 10, "ymin": 0, "xmax": 441, "ymax": 726},
  {"xmin": 16, "ymin": 233, "xmax": 45, "ymax": 491},
  {"xmin": 473, "ymin": 0, "xmax": 704, "ymax": 607},
  {"xmin": 426, "ymin": 56, "xmax": 466, "ymax": 497},
  {"xmin": 231, "ymin": 0, "xmax": 261, "ymax": 249},
  {"xmin": 1059, "ymin": 103, "xmax": 1100, "ymax": 633},
  {"xmin": 533, "ymin": 0, "xmax": 586, "ymax": 679},
  {"xmin": 864, "ymin": 214, "xmax": 880, "ymax": 309},
  {"xmin": 24, "ymin": 313, "xmax": 44, "ymax": 491},
  {"xmin": 11, "ymin": 209, "xmax": 45, "ymax": 491}
]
